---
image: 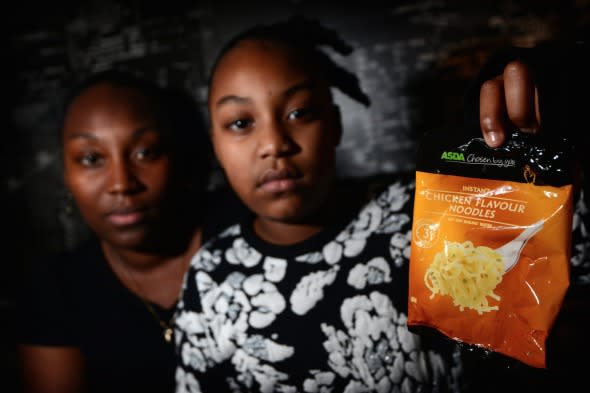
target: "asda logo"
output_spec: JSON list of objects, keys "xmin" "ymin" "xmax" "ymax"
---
[{"xmin": 441, "ymin": 151, "xmax": 465, "ymax": 161}]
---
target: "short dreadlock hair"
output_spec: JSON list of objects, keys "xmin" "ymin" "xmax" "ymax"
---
[{"xmin": 209, "ymin": 15, "xmax": 371, "ymax": 107}]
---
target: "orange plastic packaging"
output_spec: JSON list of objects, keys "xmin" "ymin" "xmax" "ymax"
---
[{"xmin": 408, "ymin": 130, "xmax": 575, "ymax": 368}]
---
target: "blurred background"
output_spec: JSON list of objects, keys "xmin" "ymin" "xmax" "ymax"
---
[{"xmin": 3, "ymin": 0, "xmax": 589, "ymax": 390}]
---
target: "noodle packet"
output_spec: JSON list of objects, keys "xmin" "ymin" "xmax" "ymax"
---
[{"xmin": 407, "ymin": 128, "xmax": 576, "ymax": 368}]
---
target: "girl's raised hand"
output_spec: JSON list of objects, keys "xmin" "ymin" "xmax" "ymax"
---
[{"xmin": 479, "ymin": 60, "xmax": 541, "ymax": 148}]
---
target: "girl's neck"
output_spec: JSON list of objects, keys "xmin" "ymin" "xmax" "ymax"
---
[
  {"xmin": 252, "ymin": 181, "xmax": 367, "ymax": 245},
  {"xmin": 253, "ymin": 218, "xmax": 324, "ymax": 245}
]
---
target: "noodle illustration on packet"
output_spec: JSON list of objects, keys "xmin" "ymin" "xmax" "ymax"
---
[
  {"xmin": 408, "ymin": 129, "xmax": 575, "ymax": 368},
  {"xmin": 424, "ymin": 240, "xmax": 504, "ymax": 314}
]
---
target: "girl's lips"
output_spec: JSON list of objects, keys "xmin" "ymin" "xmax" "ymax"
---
[
  {"xmin": 106, "ymin": 209, "xmax": 146, "ymax": 226},
  {"xmin": 257, "ymin": 168, "xmax": 301, "ymax": 193},
  {"xmin": 259, "ymin": 178, "xmax": 297, "ymax": 193}
]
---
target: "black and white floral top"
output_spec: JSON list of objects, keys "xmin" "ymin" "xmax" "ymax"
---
[{"xmin": 174, "ymin": 180, "xmax": 462, "ymax": 393}]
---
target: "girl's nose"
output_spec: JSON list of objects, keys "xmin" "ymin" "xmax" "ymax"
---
[{"xmin": 258, "ymin": 120, "xmax": 296, "ymax": 159}]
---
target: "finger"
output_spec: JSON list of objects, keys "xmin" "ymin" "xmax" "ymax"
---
[
  {"xmin": 534, "ymin": 86, "xmax": 541, "ymax": 127},
  {"xmin": 480, "ymin": 76, "xmax": 508, "ymax": 147},
  {"xmin": 503, "ymin": 61, "xmax": 540, "ymax": 134}
]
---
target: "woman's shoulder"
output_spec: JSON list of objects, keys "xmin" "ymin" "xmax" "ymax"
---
[
  {"xmin": 23, "ymin": 237, "xmax": 103, "ymax": 287},
  {"xmin": 15, "ymin": 239, "xmax": 103, "ymax": 345}
]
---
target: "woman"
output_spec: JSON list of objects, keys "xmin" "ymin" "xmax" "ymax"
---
[{"xmin": 16, "ymin": 70, "xmax": 242, "ymax": 393}]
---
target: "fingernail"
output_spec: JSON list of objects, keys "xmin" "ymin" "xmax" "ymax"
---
[{"xmin": 486, "ymin": 131, "xmax": 501, "ymax": 147}]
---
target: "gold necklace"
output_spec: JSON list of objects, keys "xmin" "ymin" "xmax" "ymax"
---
[
  {"xmin": 116, "ymin": 260, "xmax": 178, "ymax": 344},
  {"xmin": 137, "ymin": 296, "xmax": 175, "ymax": 343},
  {"xmin": 105, "ymin": 231, "xmax": 200, "ymax": 344}
]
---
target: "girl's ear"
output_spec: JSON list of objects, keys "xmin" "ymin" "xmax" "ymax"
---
[{"xmin": 332, "ymin": 104, "xmax": 343, "ymax": 146}]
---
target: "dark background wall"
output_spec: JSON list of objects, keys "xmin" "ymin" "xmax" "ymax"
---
[{"xmin": 3, "ymin": 0, "xmax": 589, "ymax": 390}]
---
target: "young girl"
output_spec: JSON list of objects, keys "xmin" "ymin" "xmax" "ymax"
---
[
  {"xmin": 174, "ymin": 19, "xmax": 462, "ymax": 393},
  {"xmin": 174, "ymin": 17, "xmax": 590, "ymax": 393}
]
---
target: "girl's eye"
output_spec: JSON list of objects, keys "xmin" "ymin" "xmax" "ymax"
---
[
  {"xmin": 287, "ymin": 108, "xmax": 311, "ymax": 121},
  {"xmin": 228, "ymin": 118, "xmax": 253, "ymax": 132},
  {"xmin": 134, "ymin": 147, "xmax": 160, "ymax": 161}
]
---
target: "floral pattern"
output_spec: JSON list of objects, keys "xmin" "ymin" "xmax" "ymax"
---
[
  {"xmin": 175, "ymin": 181, "xmax": 461, "ymax": 392},
  {"xmin": 347, "ymin": 257, "xmax": 392, "ymax": 290},
  {"xmin": 227, "ymin": 238, "xmax": 263, "ymax": 267},
  {"xmin": 290, "ymin": 266, "xmax": 340, "ymax": 315},
  {"xmin": 316, "ymin": 292, "xmax": 446, "ymax": 393},
  {"xmin": 176, "ymin": 367, "xmax": 202, "ymax": 393},
  {"xmin": 571, "ymin": 190, "xmax": 590, "ymax": 283}
]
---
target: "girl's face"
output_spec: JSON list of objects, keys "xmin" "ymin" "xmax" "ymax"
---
[
  {"xmin": 209, "ymin": 39, "xmax": 341, "ymax": 226},
  {"xmin": 63, "ymin": 83, "xmax": 176, "ymax": 250}
]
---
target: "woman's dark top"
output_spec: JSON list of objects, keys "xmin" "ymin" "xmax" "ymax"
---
[
  {"xmin": 18, "ymin": 238, "xmax": 177, "ymax": 393},
  {"xmin": 16, "ymin": 186, "xmax": 248, "ymax": 393}
]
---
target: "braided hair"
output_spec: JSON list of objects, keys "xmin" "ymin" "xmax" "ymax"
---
[{"xmin": 209, "ymin": 15, "xmax": 371, "ymax": 107}]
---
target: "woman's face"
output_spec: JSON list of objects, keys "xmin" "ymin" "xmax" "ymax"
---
[
  {"xmin": 208, "ymin": 39, "xmax": 341, "ymax": 226},
  {"xmin": 62, "ymin": 83, "xmax": 175, "ymax": 250}
]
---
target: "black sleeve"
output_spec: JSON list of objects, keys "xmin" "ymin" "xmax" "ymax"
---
[{"xmin": 16, "ymin": 254, "xmax": 79, "ymax": 346}]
